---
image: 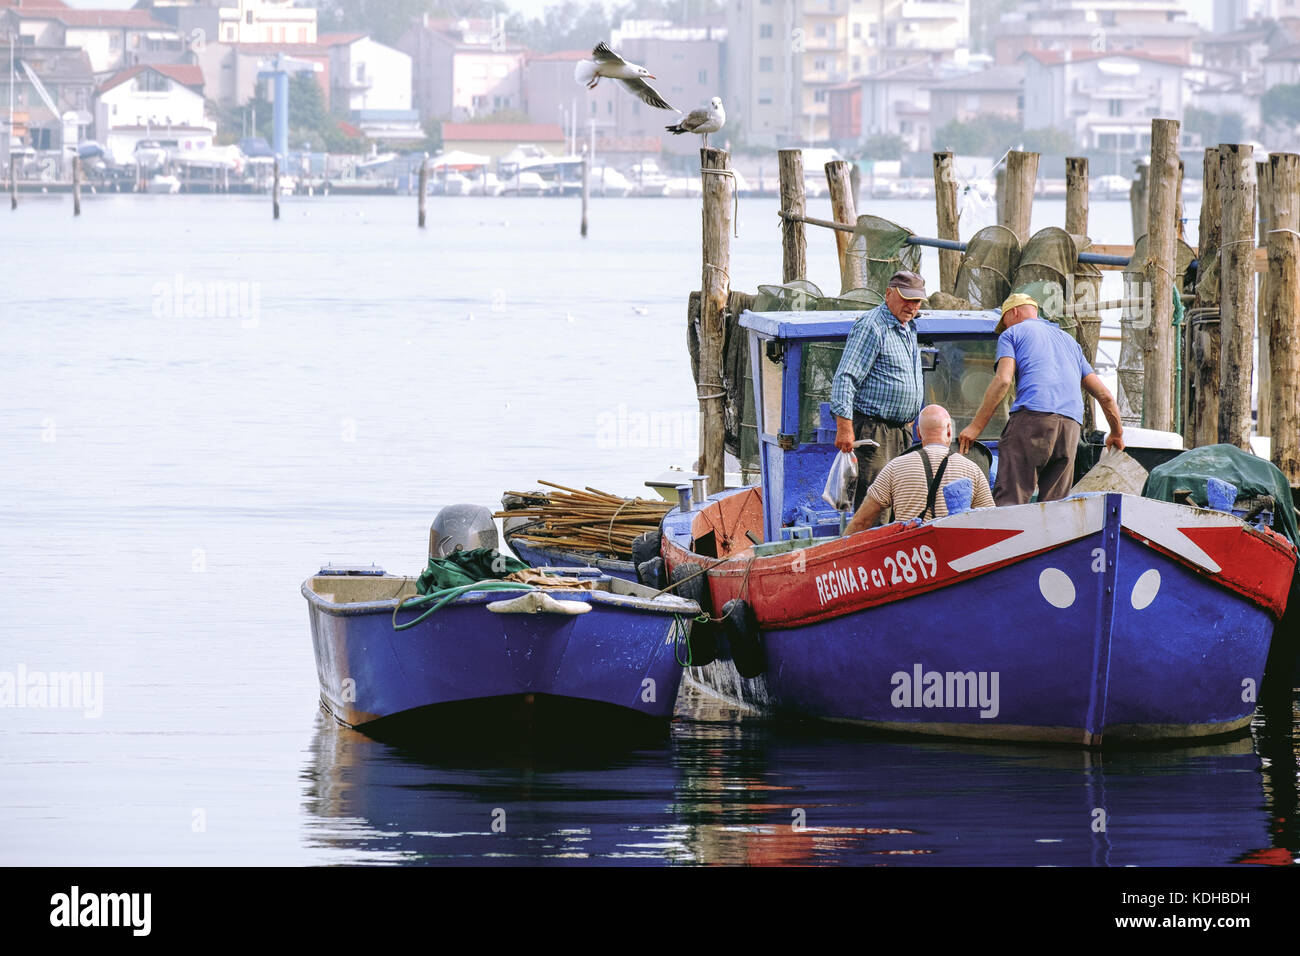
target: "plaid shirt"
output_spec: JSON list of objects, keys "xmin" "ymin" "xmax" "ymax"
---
[{"xmin": 829, "ymin": 301, "xmax": 924, "ymax": 423}]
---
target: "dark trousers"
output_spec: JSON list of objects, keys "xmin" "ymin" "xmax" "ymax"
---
[
  {"xmin": 851, "ymin": 413, "xmax": 914, "ymax": 511},
  {"xmin": 993, "ymin": 410, "xmax": 1080, "ymax": 506}
]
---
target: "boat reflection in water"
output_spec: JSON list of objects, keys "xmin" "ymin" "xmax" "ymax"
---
[{"xmin": 299, "ymin": 685, "xmax": 1300, "ymax": 866}]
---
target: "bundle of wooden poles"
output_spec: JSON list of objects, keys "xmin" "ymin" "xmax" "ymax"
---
[{"xmin": 495, "ymin": 480, "xmax": 672, "ymax": 559}]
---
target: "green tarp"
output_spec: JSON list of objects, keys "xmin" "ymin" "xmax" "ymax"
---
[
  {"xmin": 415, "ymin": 548, "xmax": 529, "ymax": 594},
  {"xmin": 1143, "ymin": 444, "xmax": 1299, "ymax": 548}
]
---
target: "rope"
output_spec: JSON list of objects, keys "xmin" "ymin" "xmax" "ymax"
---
[
  {"xmin": 672, "ymin": 614, "xmax": 693, "ymax": 667},
  {"xmin": 1267, "ymin": 228, "xmax": 1300, "ymax": 240},
  {"xmin": 700, "ymin": 166, "xmax": 739, "ymax": 237},
  {"xmin": 390, "ymin": 579, "xmax": 535, "ymax": 631},
  {"xmin": 606, "ymin": 498, "xmax": 633, "ymax": 551},
  {"xmin": 702, "ymin": 261, "xmax": 731, "ymax": 291},
  {"xmin": 695, "ymin": 380, "xmax": 726, "ymax": 402}
]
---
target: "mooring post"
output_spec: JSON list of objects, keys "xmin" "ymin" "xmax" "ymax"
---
[
  {"xmin": 1189, "ymin": 147, "xmax": 1223, "ymax": 448},
  {"xmin": 1002, "ymin": 150, "xmax": 1038, "ymax": 245},
  {"xmin": 1130, "ymin": 159, "xmax": 1149, "ymax": 243},
  {"xmin": 580, "ymin": 151, "xmax": 590, "ymax": 238},
  {"xmin": 994, "ymin": 167, "xmax": 1006, "ymax": 225},
  {"xmin": 1256, "ymin": 158, "xmax": 1273, "ymax": 436},
  {"xmin": 273, "ymin": 158, "xmax": 281, "ymax": 220},
  {"xmin": 779, "ymin": 148, "xmax": 807, "ymax": 282},
  {"xmin": 1267, "ymin": 153, "xmax": 1300, "ymax": 481},
  {"xmin": 9, "ymin": 153, "xmax": 15, "ymax": 209},
  {"xmin": 825, "ymin": 159, "xmax": 864, "ymax": 292},
  {"xmin": 1218, "ymin": 143, "xmax": 1257, "ymax": 449},
  {"xmin": 849, "ymin": 163, "xmax": 861, "ymax": 209},
  {"xmin": 699, "ymin": 146, "xmax": 733, "ymax": 495},
  {"xmin": 1065, "ymin": 156, "xmax": 1089, "ymax": 237},
  {"xmin": 72, "ymin": 155, "xmax": 81, "ymax": 217},
  {"xmin": 1141, "ymin": 118, "xmax": 1179, "ymax": 432},
  {"xmin": 932, "ymin": 151, "xmax": 960, "ymax": 294},
  {"xmin": 417, "ymin": 157, "xmax": 427, "ymax": 229}
]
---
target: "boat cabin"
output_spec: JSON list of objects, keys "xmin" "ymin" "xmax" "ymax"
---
[{"xmin": 665, "ymin": 308, "xmax": 1006, "ymax": 553}]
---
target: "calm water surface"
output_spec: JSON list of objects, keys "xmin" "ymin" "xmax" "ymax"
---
[{"xmin": 1, "ymin": 192, "xmax": 1295, "ymax": 866}]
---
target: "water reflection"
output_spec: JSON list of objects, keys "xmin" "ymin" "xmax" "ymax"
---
[{"xmin": 301, "ymin": 684, "xmax": 1299, "ymax": 866}]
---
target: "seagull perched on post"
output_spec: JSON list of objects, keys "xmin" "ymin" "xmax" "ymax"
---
[
  {"xmin": 574, "ymin": 42, "xmax": 677, "ymax": 111},
  {"xmin": 666, "ymin": 97, "xmax": 726, "ymax": 147}
]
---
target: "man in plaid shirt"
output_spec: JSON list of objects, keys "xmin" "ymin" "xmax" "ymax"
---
[{"xmin": 830, "ymin": 270, "xmax": 926, "ymax": 511}]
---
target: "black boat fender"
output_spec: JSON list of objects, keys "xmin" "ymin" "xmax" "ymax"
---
[
  {"xmin": 719, "ymin": 599, "xmax": 765, "ymax": 679},
  {"xmin": 637, "ymin": 555, "xmax": 666, "ymax": 590},
  {"xmin": 669, "ymin": 563, "xmax": 718, "ymax": 667},
  {"xmin": 631, "ymin": 530, "xmax": 662, "ymax": 569}
]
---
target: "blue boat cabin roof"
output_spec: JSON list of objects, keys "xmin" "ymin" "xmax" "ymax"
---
[{"xmin": 739, "ymin": 309, "xmax": 1000, "ymax": 342}]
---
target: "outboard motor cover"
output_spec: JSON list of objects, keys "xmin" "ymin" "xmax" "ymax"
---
[{"xmin": 429, "ymin": 504, "xmax": 499, "ymax": 559}]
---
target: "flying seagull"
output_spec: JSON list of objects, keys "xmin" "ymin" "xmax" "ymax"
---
[
  {"xmin": 666, "ymin": 97, "xmax": 726, "ymax": 147},
  {"xmin": 574, "ymin": 42, "xmax": 677, "ymax": 112}
]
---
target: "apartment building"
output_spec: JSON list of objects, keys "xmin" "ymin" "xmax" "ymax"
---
[
  {"xmin": 993, "ymin": 0, "xmax": 1198, "ymax": 66},
  {"xmin": 725, "ymin": 0, "xmax": 968, "ymax": 146},
  {"xmin": 396, "ymin": 16, "xmax": 525, "ymax": 122}
]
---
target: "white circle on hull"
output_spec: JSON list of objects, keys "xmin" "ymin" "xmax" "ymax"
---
[
  {"xmin": 1038, "ymin": 567, "xmax": 1076, "ymax": 608},
  {"xmin": 1131, "ymin": 568, "xmax": 1161, "ymax": 610}
]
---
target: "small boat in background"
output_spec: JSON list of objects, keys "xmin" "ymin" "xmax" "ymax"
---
[{"xmin": 145, "ymin": 174, "xmax": 181, "ymax": 194}]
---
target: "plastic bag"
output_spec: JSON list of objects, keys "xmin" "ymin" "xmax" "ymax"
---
[{"xmin": 822, "ymin": 450, "xmax": 858, "ymax": 511}]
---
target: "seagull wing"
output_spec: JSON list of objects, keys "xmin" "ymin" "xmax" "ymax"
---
[
  {"xmin": 591, "ymin": 42, "xmax": 623, "ymax": 65},
  {"xmin": 618, "ymin": 76, "xmax": 677, "ymax": 111},
  {"xmin": 678, "ymin": 107, "xmax": 712, "ymax": 131}
]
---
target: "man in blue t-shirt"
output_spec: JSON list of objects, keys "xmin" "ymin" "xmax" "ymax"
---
[{"xmin": 958, "ymin": 293, "xmax": 1125, "ymax": 505}]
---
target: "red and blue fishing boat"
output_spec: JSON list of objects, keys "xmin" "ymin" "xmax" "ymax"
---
[{"xmin": 660, "ymin": 309, "xmax": 1297, "ymax": 745}]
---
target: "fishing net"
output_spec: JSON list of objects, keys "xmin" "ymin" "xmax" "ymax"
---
[
  {"xmin": 951, "ymin": 225, "xmax": 1019, "ymax": 310},
  {"xmin": 842, "ymin": 214, "xmax": 921, "ymax": 301},
  {"xmin": 1012, "ymin": 227, "xmax": 1076, "ymax": 333}
]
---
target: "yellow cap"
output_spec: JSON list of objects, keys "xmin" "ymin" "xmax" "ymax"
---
[{"xmin": 1000, "ymin": 292, "xmax": 1038, "ymax": 316}]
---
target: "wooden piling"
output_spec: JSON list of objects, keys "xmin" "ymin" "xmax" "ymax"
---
[
  {"xmin": 1140, "ymin": 118, "xmax": 1179, "ymax": 432},
  {"xmin": 273, "ymin": 158, "xmax": 280, "ymax": 220},
  {"xmin": 1256, "ymin": 158, "xmax": 1273, "ymax": 435},
  {"xmin": 778, "ymin": 148, "xmax": 807, "ymax": 282},
  {"xmin": 994, "ymin": 168, "xmax": 1005, "ymax": 225},
  {"xmin": 9, "ymin": 155, "xmax": 15, "ymax": 209},
  {"xmin": 932, "ymin": 152, "xmax": 960, "ymax": 294},
  {"xmin": 1189, "ymin": 147, "xmax": 1222, "ymax": 449},
  {"xmin": 1130, "ymin": 160, "xmax": 1149, "ymax": 242},
  {"xmin": 699, "ymin": 146, "xmax": 734, "ymax": 494},
  {"xmin": 849, "ymin": 163, "xmax": 861, "ymax": 209},
  {"xmin": 580, "ymin": 152, "xmax": 589, "ymax": 238},
  {"xmin": 72, "ymin": 155, "xmax": 81, "ymax": 217},
  {"xmin": 417, "ymin": 158, "xmax": 427, "ymax": 228},
  {"xmin": 1002, "ymin": 150, "xmax": 1038, "ymax": 245},
  {"xmin": 1217, "ymin": 143, "xmax": 1257, "ymax": 449},
  {"xmin": 826, "ymin": 160, "xmax": 864, "ymax": 292},
  {"xmin": 1267, "ymin": 152, "xmax": 1300, "ymax": 483},
  {"xmin": 1065, "ymin": 156, "xmax": 1089, "ymax": 237}
]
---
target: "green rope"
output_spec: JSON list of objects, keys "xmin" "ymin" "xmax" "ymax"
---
[
  {"xmin": 391, "ymin": 579, "xmax": 535, "ymax": 631},
  {"xmin": 672, "ymin": 614, "xmax": 693, "ymax": 667}
]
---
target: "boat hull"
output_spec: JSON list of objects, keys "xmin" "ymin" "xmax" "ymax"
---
[
  {"xmin": 303, "ymin": 575, "xmax": 696, "ymax": 730},
  {"xmin": 666, "ymin": 493, "xmax": 1294, "ymax": 745}
]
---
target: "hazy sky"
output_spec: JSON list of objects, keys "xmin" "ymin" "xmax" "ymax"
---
[{"xmin": 72, "ymin": 0, "xmax": 1215, "ymax": 29}]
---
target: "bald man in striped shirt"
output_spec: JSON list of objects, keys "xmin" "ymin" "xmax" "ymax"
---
[{"xmin": 845, "ymin": 405, "xmax": 994, "ymax": 533}]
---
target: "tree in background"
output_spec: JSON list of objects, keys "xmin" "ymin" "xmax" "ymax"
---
[
  {"xmin": 1184, "ymin": 106, "xmax": 1245, "ymax": 148},
  {"xmin": 933, "ymin": 114, "xmax": 1077, "ymax": 155},
  {"xmin": 860, "ymin": 133, "xmax": 905, "ymax": 161}
]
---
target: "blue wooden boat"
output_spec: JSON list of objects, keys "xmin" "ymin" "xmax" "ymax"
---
[
  {"xmin": 303, "ymin": 565, "xmax": 699, "ymax": 735},
  {"xmin": 503, "ymin": 529, "xmax": 639, "ymax": 582},
  {"xmin": 661, "ymin": 309, "xmax": 1297, "ymax": 745}
]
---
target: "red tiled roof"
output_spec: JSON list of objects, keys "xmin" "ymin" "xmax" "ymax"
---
[
  {"xmin": 16, "ymin": 8, "xmax": 168, "ymax": 28},
  {"xmin": 99, "ymin": 63, "xmax": 205, "ymax": 94},
  {"xmin": 443, "ymin": 122, "xmax": 565, "ymax": 141},
  {"xmin": 1020, "ymin": 49, "xmax": 1187, "ymax": 67}
]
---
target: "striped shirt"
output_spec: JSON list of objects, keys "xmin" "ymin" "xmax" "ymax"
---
[
  {"xmin": 866, "ymin": 445, "xmax": 995, "ymax": 520},
  {"xmin": 829, "ymin": 301, "xmax": 924, "ymax": 424}
]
